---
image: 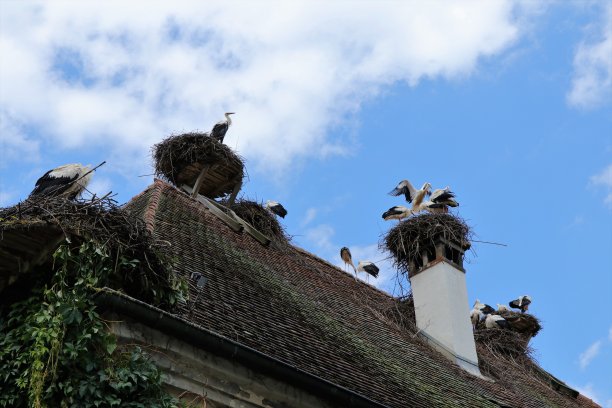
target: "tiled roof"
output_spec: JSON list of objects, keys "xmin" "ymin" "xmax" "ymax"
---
[{"xmin": 125, "ymin": 180, "xmax": 599, "ymax": 408}]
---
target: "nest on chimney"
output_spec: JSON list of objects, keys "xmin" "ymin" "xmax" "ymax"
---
[
  {"xmin": 220, "ymin": 198, "xmax": 290, "ymax": 243},
  {"xmin": 152, "ymin": 132, "xmax": 245, "ymax": 193},
  {"xmin": 0, "ymin": 195, "xmax": 179, "ymax": 309},
  {"xmin": 474, "ymin": 327, "xmax": 535, "ymax": 357},
  {"xmin": 382, "ymin": 213, "xmax": 472, "ymax": 275}
]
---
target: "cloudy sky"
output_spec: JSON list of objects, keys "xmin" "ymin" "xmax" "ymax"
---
[{"xmin": 1, "ymin": 0, "xmax": 611, "ymax": 405}]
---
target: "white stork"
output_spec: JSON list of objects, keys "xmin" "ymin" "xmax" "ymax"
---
[
  {"xmin": 382, "ymin": 205, "xmax": 412, "ymax": 221},
  {"xmin": 420, "ymin": 186, "xmax": 459, "ymax": 213},
  {"xmin": 509, "ymin": 295, "xmax": 532, "ymax": 313},
  {"xmin": 210, "ymin": 112, "xmax": 235, "ymax": 143},
  {"xmin": 485, "ymin": 314, "xmax": 510, "ymax": 329},
  {"xmin": 29, "ymin": 163, "xmax": 92, "ymax": 200},
  {"xmin": 340, "ymin": 247, "xmax": 356, "ymax": 273},
  {"xmin": 470, "ymin": 308, "xmax": 481, "ymax": 330},
  {"xmin": 473, "ymin": 299, "xmax": 495, "ymax": 315},
  {"xmin": 356, "ymin": 261, "xmax": 379, "ymax": 279},
  {"xmin": 265, "ymin": 200, "xmax": 287, "ymax": 218},
  {"xmin": 388, "ymin": 180, "xmax": 431, "ymax": 212},
  {"xmin": 496, "ymin": 304, "xmax": 509, "ymax": 313}
]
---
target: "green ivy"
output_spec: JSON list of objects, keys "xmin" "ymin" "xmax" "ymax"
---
[{"xmin": 0, "ymin": 241, "xmax": 181, "ymax": 408}]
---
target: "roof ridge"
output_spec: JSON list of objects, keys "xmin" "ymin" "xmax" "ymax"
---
[{"xmin": 291, "ymin": 246, "xmax": 395, "ymax": 299}]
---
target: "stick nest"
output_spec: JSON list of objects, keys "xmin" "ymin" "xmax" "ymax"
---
[
  {"xmin": 221, "ymin": 198, "xmax": 289, "ymax": 242},
  {"xmin": 474, "ymin": 327, "xmax": 534, "ymax": 357},
  {"xmin": 382, "ymin": 213, "xmax": 472, "ymax": 275},
  {"xmin": 0, "ymin": 195, "xmax": 179, "ymax": 309},
  {"xmin": 152, "ymin": 132, "xmax": 245, "ymax": 187}
]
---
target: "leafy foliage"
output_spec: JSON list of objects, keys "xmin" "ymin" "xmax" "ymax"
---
[{"xmin": 0, "ymin": 242, "xmax": 180, "ymax": 408}]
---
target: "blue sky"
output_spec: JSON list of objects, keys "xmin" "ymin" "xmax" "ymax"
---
[{"xmin": 1, "ymin": 1, "xmax": 611, "ymax": 405}]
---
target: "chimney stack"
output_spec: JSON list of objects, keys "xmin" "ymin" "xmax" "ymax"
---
[{"xmin": 409, "ymin": 237, "xmax": 483, "ymax": 378}]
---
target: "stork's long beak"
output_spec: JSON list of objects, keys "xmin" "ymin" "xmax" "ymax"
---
[{"xmin": 226, "ymin": 112, "xmax": 235, "ymax": 115}]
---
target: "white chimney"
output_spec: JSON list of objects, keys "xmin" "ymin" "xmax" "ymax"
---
[{"xmin": 409, "ymin": 237, "xmax": 483, "ymax": 378}]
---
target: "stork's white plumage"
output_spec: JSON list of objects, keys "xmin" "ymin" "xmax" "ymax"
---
[
  {"xmin": 496, "ymin": 304, "xmax": 509, "ymax": 313},
  {"xmin": 340, "ymin": 247, "xmax": 356, "ymax": 273},
  {"xmin": 265, "ymin": 200, "xmax": 287, "ymax": 218},
  {"xmin": 29, "ymin": 163, "xmax": 92, "ymax": 200},
  {"xmin": 210, "ymin": 112, "xmax": 235, "ymax": 143},
  {"xmin": 470, "ymin": 308, "xmax": 481, "ymax": 330},
  {"xmin": 356, "ymin": 261, "xmax": 379, "ymax": 278},
  {"xmin": 473, "ymin": 299, "xmax": 495, "ymax": 315},
  {"xmin": 388, "ymin": 180, "xmax": 431, "ymax": 209},
  {"xmin": 420, "ymin": 186, "xmax": 459, "ymax": 213},
  {"xmin": 382, "ymin": 205, "xmax": 411, "ymax": 221},
  {"xmin": 509, "ymin": 295, "xmax": 532, "ymax": 313},
  {"xmin": 485, "ymin": 314, "xmax": 509, "ymax": 329}
]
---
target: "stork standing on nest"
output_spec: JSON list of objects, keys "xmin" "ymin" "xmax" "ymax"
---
[
  {"xmin": 265, "ymin": 200, "xmax": 287, "ymax": 218},
  {"xmin": 509, "ymin": 295, "xmax": 532, "ymax": 313},
  {"xmin": 485, "ymin": 314, "xmax": 510, "ymax": 329},
  {"xmin": 340, "ymin": 247, "xmax": 356, "ymax": 274},
  {"xmin": 29, "ymin": 163, "xmax": 93, "ymax": 200},
  {"xmin": 210, "ymin": 112, "xmax": 235, "ymax": 143},
  {"xmin": 357, "ymin": 261, "xmax": 379, "ymax": 281},
  {"xmin": 497, "ymin": 304, "xmax": 509, "ymax": 313},
  {"xmin": 382, "ymin": 205, "xmax": 412, "ymax": 221},
  {"xmin": 420, "ymin": 186, "xmax": 459, "ymax": 213},
  {"xmin": 388, "ymin": 180, "xmax": 431, "ymax": 214},
  {"xmin": 473, "ymin": 299, "xmax": 495, "ymax": 315}
]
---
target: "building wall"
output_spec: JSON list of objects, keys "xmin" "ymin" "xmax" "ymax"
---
[{"xmin": 106, "ymin": 314, "xmax": 336, "ymax": 408}]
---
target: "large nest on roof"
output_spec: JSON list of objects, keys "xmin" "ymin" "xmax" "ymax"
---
[
  {"xmin": 500, "ymin": 311, "xmax": 542, "ymax": 337},
  {"xmin": 221, "ymin": 198, "xmax": 289, "ymax": 242},
  {"xmin": 382, "ymin": 213, "xmax": 472, "ymax": 275},
  {"xmin": 474, "ymin": 327, "xmax": 534, "ymax": 357},
  {"xmin": 152, "ymin": 132, "xmax": 245, "ymax": 196},
  {"xmin": 0, "ymin": 195, "xmax": 178, "ymax": 309}
]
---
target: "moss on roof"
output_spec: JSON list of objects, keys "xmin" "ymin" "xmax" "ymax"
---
[{"xmin": 117, "ymin": 180, "xmax": 596, "ymax": 408}]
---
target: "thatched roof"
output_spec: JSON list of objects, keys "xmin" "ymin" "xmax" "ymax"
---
[{"xmin": 152, "ymin": 132, "xmax": 245, "ymax": 198}]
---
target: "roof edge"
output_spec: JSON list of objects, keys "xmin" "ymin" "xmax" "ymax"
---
[{"xmin": 95, "ymin": 288, "xmax": 390, "ymax": 408}]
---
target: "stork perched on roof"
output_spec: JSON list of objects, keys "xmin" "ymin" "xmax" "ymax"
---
[
  {"xmin": 210, "ymin": 112, "xmax": 235, "ymax": 143},
  {"xmin": 340, "ymin": 247, "xmax": 356, "ymax": 274},
  {"xmin": 421, "ymin": 186, "xmax": 459, "ymax": 214},
  {"xmin": 29, "ymin": 163, "xmax": 93, "ymax": 200},
  {"xmin": 509, "ymin": 295, "xmax": 532, "ymax": 313},
  {"xmin": 388, "ymin": 180, "xmax": 431, "ymax": 212},
  {"xmin": 357, "ymin": 261, "xmax": 379, "ymax": 279},
  {"xmin": 265, "ymin": 200, "xmax": 287, "ymax": 218},
  {"xmin": 485, "ymin": 314, "xmax": 509, "ymax": 329},
  {"xmin": 382, "ymin": 205, "xmax": 412, "ymax": 221}
]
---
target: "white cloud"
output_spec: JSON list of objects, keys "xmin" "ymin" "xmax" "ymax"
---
[
  {"xmin": 567, "ymin": 3, "xmax": 612, "ymax": 108},
  {"xmin": 579, "ymin": 340, "xmax": 602, "ymax": 370},
  {"xmin": 0, "ymin": 1, "xmax": 529, "ymax": 179},
  {"xmin": 86, "ymin": 177, "xmax": 113, "ymax": 198},
  {"xmin": 590, "ymin": 164, "xmax": 612, "ymax": 208},
  {"xmin": 301, "ymin": 208, "xmax": 318, "ymax": 227},
  {"xmin": 0, "ymin": 111, "xmax": 40, "ymax": 167},
  {"xmin": 304, "ymin": 224, "xmax": 336, "ymax": 253}
]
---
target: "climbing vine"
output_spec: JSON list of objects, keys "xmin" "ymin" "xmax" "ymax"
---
[{"xmin": 0, "ymin": 241, "xmax": 183, "ymax": 408}]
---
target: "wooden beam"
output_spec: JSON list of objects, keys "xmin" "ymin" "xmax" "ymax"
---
[
  {"xmin": 227, "ymin": 178, "xmax": 243, "ymax": 206},
  {"xmin": 191, "ymin": 165, "xmax": 211, "ymax": 198}
]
